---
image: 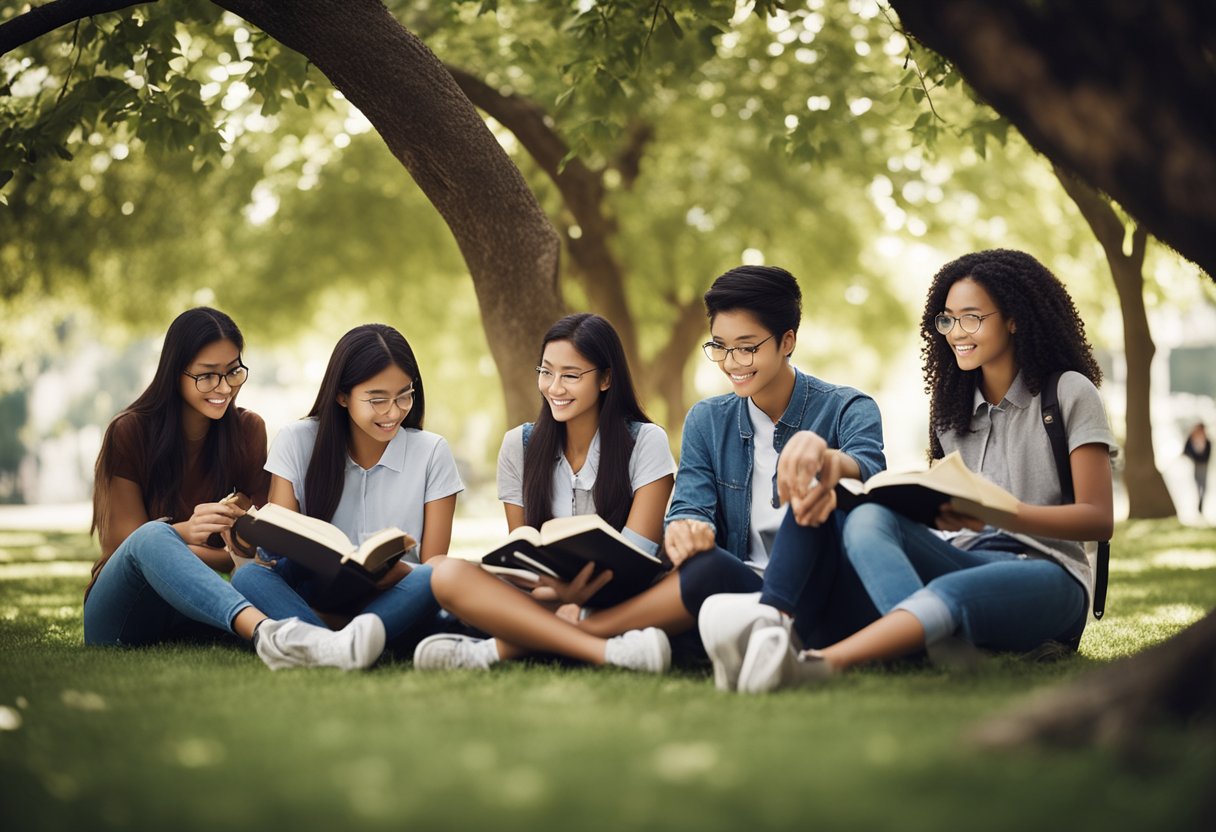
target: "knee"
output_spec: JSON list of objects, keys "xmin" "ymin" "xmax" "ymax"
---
[
  {"xmin": 428, "ymin": 557, "xmax": 472, "ymax": 604},
  {"xmin": 841, "ymin": 504, "xmax": 897, "ymax": 552},
  {"xmin": 120, "ymin": 521, "xmax": 187, "ymax": 564}
]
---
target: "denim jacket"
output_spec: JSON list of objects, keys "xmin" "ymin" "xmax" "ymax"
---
[{"xmin": 665, "ymin": 368, "xmax": 886, "ymax": 561}]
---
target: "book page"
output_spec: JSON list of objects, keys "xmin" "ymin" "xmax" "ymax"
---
[
  {"xmin": 537, "ymin": 514, "xmax": 644, "ymax": 554},
  {"xmin": 857, "ymin": 452, "xmax": 1018, "ymax": 512},
  {"xmin": 348, "ymin": 527, "xmax": 415, "ymax": 570},
  {"xmin": 249, "ymin": 504, "xmax": 355, "ymax": 554},
  {"xmin": 506, "ymin": 525, "xmax": 543, "ymax": 547}
]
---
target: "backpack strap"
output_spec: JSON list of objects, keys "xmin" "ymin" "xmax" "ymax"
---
[{"xmin": 1041, "ymin": 371, "xmax": 1108, "ymax": 620}]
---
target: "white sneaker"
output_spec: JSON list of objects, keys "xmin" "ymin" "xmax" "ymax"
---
[
  {"xmin": 604, "ymin": 627, "xmax": 671, "ymax": 673},
  {"xmin": 698, "ymin": 593, "xmax": 787, "ymax": 691},
  {"xmin": 255, "ymin": 613, "xmax": 385, "ymax": 671},
  {"xmin": 736, "ymin": 626, "xmax": 832, "ymax": 694},
  {"xmin": 413, "ymin": 633, "xmax": 498, "ymax": 670}
]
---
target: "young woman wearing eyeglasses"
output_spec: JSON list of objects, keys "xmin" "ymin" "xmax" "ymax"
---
[
  {"xmin": 86, "ymin": 307, "xmax": 385, "ymax": 670},
  {"xmin": 231, "ymin": 323, "xmax": 463, "ymax": 666},
  {"xmin": 727, "ymin": 250, "xmax": 1116, "ymax": 693},
  {"xmin": 412, "ymin": 313, "xmax": 680, "ymax": 672}
]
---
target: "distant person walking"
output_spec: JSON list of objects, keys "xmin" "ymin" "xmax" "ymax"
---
[{"xmin": 1183, "ymin": 423, "xmax": 1211, "ymax": 513}]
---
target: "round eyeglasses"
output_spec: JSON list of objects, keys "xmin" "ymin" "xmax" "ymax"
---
[
  {"xmin": 360, "ymin": 388, "xmax": 415, "ymax": 416},
  {"xmin": 701, "ymin": 334, "xmax": 775, "ymax": 367},
  {"xmin": 536, "ymin": 366, "xmax": 600, "ymax": 386},
  {"xmin": 183, "ymin": 364, "xmax": 249, "ymax": 393},
  {"xmin": 934, "ymin": 312, "xmax": 999, "ymax": 335}
]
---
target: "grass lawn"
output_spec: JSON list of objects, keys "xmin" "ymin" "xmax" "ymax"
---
[{"xmin": 1, "ymin": 521, "xmax": 1214, "ymax": 831}]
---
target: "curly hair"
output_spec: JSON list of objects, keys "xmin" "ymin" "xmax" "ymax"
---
[{"xmin": 921, "ymin": 249, "xmax": 1102, "ymax": 459}]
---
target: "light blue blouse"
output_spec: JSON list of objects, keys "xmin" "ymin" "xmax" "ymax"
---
[{"xmin": 266, "ymin": 419, "xmax": 464, "ymax": 563}]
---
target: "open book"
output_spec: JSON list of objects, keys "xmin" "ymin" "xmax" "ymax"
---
[
  {"xmin": 233, "ymin": 503, "xmax": 417, "ymax": 611},
  {"xmin": 480, "ymin": 514, "xmax": 665, "ymax": 607},
  {"xmin": 835, "ymin": 451, "xmax": 1020, "ymax": 528}
]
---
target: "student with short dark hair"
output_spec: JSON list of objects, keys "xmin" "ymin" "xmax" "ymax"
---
[
  {"xmin": 668, "ymin": 265, "xmax": 887, "ymax": 686},
  {"xmin": 731, "ymin": 250, "xmax": 1116, "ymax": 693},
  {"xmin": 86, "ymin": 308, "xmax": 384, "ymax": 670},
  {"xmin": 232, "ymin": 324, "xmax": 463, "ymax": 666}
]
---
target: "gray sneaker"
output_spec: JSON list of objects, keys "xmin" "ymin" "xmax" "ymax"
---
[
  {"xmin": 698, "ymin": 593, "xmax": 787, "ymax": 691},
  {"xmin": 255, "ymin": 613, "xmax": 385, "ymax": 671},
  {"xmin": 413, "ymin": 633, "xmax": 498, "ymax": 670},
  {"xmin": 737, "ymin": 626, "xmax": 832, "ymax": 694},
  {"xmin": 604, "ymin": 627, "xmax": 671, "ymax": 673}
]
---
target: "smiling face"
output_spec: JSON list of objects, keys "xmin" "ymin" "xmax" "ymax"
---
[
  {"xmin": 339, "ymin": 364, "xmax": 415, "ymax": 445},
  {"xmin": 537, "ymin": 338, "xmax": 609, "ymax": 426},
  {"xmin": 179, "ymin": 339, "xmax": 243, "ymax": 425},
  {"xmin": 941, "ymin": 278, "xmax": 1016, "ymax": 374},
  {"xmin": 707, "ymin": 309, "xmax": 794, "ymax": 399}
]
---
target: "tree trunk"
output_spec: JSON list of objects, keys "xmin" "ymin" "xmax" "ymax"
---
[
  {"xmin": 647, "ymin": 298, "xmax": 708, "ymax": 429},
  {"xmin": 970, "ymin": 609, "xmax": 1216, "ymax": 753},
  {"xmin": 889, "ymin": 0, "xmax": 1216, "ymax": 280},
  {"xmin": 446, "ymin": 67, "xmax": 641, "ymax": 375},
  {"xmin": 214, "ymin": 0, "xmax": 564, "ymax": 426},
  {"xmin": 1055, "ymin": 169, "xmax": 1176, "ymax": 518}
]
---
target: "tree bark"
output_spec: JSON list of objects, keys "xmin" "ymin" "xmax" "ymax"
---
[
  {"xmin": 970, "ymin": 608, "xmax": 1216, "ymax": 752},
  {"xmin": 211, "ymin": 0, "xmax": 563, "ymax": 426},
  {"xmin": 1055, "ymin": 169, "xmax": 1176, "ymax": 518},
  {"xmin": 889, "ymin": 0, "xmax": 1216, "ymax": 280},
  {"xmin": 0, "ymin": 0, "xmax": 150, "ymax": 56}
]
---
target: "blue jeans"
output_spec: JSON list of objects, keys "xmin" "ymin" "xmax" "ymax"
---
[
  {"xmin": 231, "ymin": 556, "xmax": 441, "ymax": 647},
  {"xmin": 679, "ymin": 509, "xmax": 879, "ymax": 649},
  {"xmin": 83, "ymin": 521, "xmax": 251, "ymax": 646},
  {"xmin": 841, "ymin": 504, "xmax": 1087, "ymax": 650}
]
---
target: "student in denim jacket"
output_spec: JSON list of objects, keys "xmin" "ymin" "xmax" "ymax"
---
[{"xmin": 662, "ymin": 266, "xmax": 886, "ymax": 685}]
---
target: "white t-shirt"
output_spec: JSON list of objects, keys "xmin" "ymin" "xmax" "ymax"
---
[
  {"xmin": 746, "ymin": 397, "xmax": 787, "ymax": 570},
  {"xmin": 496, "ymin": 421, "xmax": 676, "ymax": 553},
  {"xmin": 266, "ymin": 418, "xmax": 464, "ymax": 563}
]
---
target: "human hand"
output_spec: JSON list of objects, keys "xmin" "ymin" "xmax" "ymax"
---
[
  {"xmin": 531, "ymin": 562, "xmax": 613, "ymax": 606},
  {"xmin": 663, "ymin": 519, "xmax": 715, "ymax": 567},
  {"xmin": 779, "ymin": 433, "xmax": 845, "ymax": 527},
  {"xmin": 374, "ymin": 559, "xmax": 414, "ymax": 590},
  {"xmin": 173, "ymin": 501, "xmax": 240, "ymax": 546},
  {"xmin": 935, "ymin": 503, "xmax": 986, "ymax": 532}
]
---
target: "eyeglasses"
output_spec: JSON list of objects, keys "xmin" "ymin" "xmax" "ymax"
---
[
  {"xmin": 934, "ymin": 312, "xmax": 999, "ymax": 335},
  {"xmin": 536, "ymin": 366, "xmax": 600, "ymax": 386},
  {"xmin": 183, "ymin": 364, "xmax": 249, "ymax": 393},
  {"xmin": 701, "ymin": 334, "xmax": 775, "ymax": 366},
  {"xmin": 360, "ymin": 388, "xmax": 415, "ymax": 416}
]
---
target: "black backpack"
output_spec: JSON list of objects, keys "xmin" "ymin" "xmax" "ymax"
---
[{"xmin": 1040, "ymin": 371, "xmax": 1110, "ymax": 621}]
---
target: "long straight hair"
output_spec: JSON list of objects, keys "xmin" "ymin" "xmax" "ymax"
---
[
  {"xmin": 91, "ymin": 307, "xmax": 246, "ymax": 533},
  {"xmin": 303, "ymin": 324, "xmax": 425, "ymax": 522},
  {"xmin": 522, "ymin": 314, "xmax": 651, "ymax": 530}
]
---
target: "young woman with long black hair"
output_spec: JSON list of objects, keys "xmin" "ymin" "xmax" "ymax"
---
[
  {"xmin": 231, "ymin": 323, "xmax": 463, "ymax": 664},
  {"xmin": 412, "ymin": 313, "xmax": 677, "ymax": 672},
  {"xmin": 85, "ymin": 307, "xmax": 383, "ymax": 670}
]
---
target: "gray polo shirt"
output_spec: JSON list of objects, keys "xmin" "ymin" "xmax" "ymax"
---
[
  {"xmin": 266, "ymin": 418, "xmax": 464, "ymax": 563},
  {"xmin": 943, "ymin": 371, "xmax": 1117, "ymax": 600}
]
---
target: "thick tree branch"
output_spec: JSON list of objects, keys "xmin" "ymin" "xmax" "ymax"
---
[
  {"xmin": 890, "ymin": 0, "xmax": 1216, "ymax": 279},
  {"xmin": 1053, "ymin": 166, "xmax": 1125, "ymax": 254},
  {"xmin": 613, "ymin": 122, "xmax": 654, "ymax": 190},
  {"xmin": 446, "ymin": 63, "xmax": 643, "ymax": 373},
  {"xmin": 212, "ymin": 0, "xmax": 564, "ymax": 425},
  {"xmin": 0, "ymin": 0, "xmax": 150, "ymax": 56}
]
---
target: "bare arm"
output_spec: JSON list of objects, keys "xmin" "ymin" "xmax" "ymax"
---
[
  {"xmin": 1006, "ymin": 443, "xmax": 1114, "ymax": 541},
  {"xmin": 503, "ymin": 502, "xmax": 527, "ymax": 532},
  {"xmin": 622, "ymin": 475, "xmax": 674, "ymax": 547},
  {"xmin": 939, "ymin": 443, "xmax": 1114, "ymax": 541},
  {"xmin": 100, "ymin": 475, "xmax": 236, "ymax": 571},
  {"xmin": 419, "ymin": 493, "xmax": 458, "ymax": 561},
  {"xmin": 98, "ymin": 475, "xmax": 150, "ymax": 558}
]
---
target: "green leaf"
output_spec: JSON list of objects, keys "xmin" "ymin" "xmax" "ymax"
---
[{"xmin": 664, "ymin": 9, "xmax": 684, "ymax": 40}]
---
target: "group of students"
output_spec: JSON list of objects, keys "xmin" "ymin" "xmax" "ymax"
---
[{"xmin": 83, "ymin": 248, "xmax": 1116, "ymax": 693}]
